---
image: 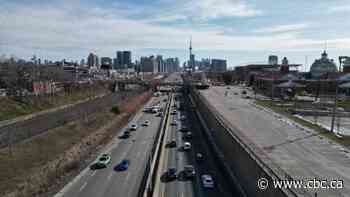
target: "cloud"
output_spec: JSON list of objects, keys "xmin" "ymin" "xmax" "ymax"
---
[
  {"xmin": 1, "ymin": 0, "xmax": 350, "ymax": 62},
  {"xmin": 329, "ymin": 5, "xmax": 350, "ymax": 12},
  {"xmin": 184, "ymin": 0, "xmax": 263, "ymax": 20},
  {"xmin": 254, "ymin": 23, "xmax": 310, "ymax": 34}
]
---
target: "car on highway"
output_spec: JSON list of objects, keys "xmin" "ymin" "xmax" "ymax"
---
[
  {"xmin": 184, "ymin": 165, "xmax": 196, "ymax": 179},
  {"xmin": 119, "ymin": 130, "xmax": 130, "ymax": 139},
  {"xmin": 142, "ymin": 120, "xmax": 150, "ymax": 127},
  {"xmin": 114, "ymin": 159, "xmax": 129, "ymax": 171},
  {"xmin": 201, "ymin": 174, "xmax": 214, "ymax": 188},
  {"xmin": 184, "ymin": 132, "xmax": 192, "ymax": 139},
  {"xmin": 179, "ymin": 125, "xmax": 188, "ymax": 132},
  {"xmin": 165, "ymin": 167, "xmax": 177, "ymax": 181},
  {"xmin": 130, "ymin": 124, "xmax": 138, "ymax": 131},
  {"xmin": 171, "ymin": 120, "xmax": 177, "ymax": 126},
  {"xmin": 171, "ymin": 110, "xmax": 177, "ymax": 115},
  {"xmin": 95, "ymin": 154, "xmax": 111, "ymax": 168},
  {"xmin": 196, "ymin": 153, "xmax": 204, "ymax": 162},
  {"xmin": 180, "ymin": 115, "xmax": 186, "ymax": 121},
  {"xmin": 166, "ymin": 140, "xmax": 177, "ymax": 148},
  {"xmin": 183, "ymin": 142, "xmax": 191, "ymax": 151}
]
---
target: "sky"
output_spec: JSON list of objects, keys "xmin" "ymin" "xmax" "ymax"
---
[{"xmin": 1, "ymin": 0, "xmax": 350, "ymax": 69}]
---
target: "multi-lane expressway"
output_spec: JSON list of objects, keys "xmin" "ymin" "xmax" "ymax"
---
[
  {"xmin": 153, "ymin": 92, "xmax": 238, "ymax": 197},
  {"xmin": 55, "ymin": 73, "xmax": 240, "ymax": 197},
  {"xmin": 55, "ymin": 95, "xmax": 168, "ymax": 197}
]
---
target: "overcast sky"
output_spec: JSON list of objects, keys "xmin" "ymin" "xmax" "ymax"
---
[{"xmin": 1, "ymin": 0, "xmax": 350, "ymax": 69}]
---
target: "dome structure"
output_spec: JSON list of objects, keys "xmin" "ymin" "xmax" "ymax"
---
[{"xmin": 310, "ymin": 50, "xmax": 338, "ymax": 78}]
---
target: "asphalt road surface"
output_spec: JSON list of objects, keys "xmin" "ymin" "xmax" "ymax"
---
[
  {"xmin": 154, "ymin": 92, "xmax": 237, "ymax": 197},
  {"xmin": 55, "ymin": 95, "xmax": 168, "ymax": 197}
]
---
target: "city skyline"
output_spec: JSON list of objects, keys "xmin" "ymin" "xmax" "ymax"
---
[{"xmin": 2, "ymin": 0, "xmax": 350, "ymax": 68}]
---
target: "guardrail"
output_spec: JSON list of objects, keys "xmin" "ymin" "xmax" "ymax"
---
[
  {"xmin": 190, "ymin": 87, "xmax": 308, "ymax": 197},
  {"xmin": 137, "ymin": 93, "xmax": 172, "ymax": 197}
]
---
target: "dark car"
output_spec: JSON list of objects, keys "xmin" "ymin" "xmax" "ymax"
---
[
  {"xmin": 166, "ymin": 140, "xmax": 177, "ymax": 148},
  {"xmin": 165, "ymin": 168, "xmax": 177, "ymax": 180},
  {"xmin": 119, "ymin": 132, "xmax": 130, "ymax": 139},
  {"xmin": 179, "ymin": 126, "xmax": 188, "ymax": 132},
  {"xmin": 241, "ymin": 90, "xmax": 247, "ymax": 95},
  {"xmin": 114, "ymin": 159, "xmax": 129, "ymax": 171},
  {"xmin": 184, "ymin": 165, "xmax": 196, "ymax": 179}
]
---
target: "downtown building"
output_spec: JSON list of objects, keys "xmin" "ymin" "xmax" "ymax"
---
[
  {"xmin": 115, "ymin": 51, "xmax": 132, "ymax": 70},
  {"xmin": 140, "ymin": 56, "xmax": 158, "ymax": 73},
  {"xmin": 87, "ymin": 53, "xmax": 99, "ymax": 68}
]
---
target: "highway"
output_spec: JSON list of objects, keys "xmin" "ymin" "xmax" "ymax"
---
[
  {"xmin": 55, "ymin": 94, "xmax": 168, "ymax": 197},
  {"xmin": 154, "ymin": 90, "xmax": 238, "ymax": 197}
]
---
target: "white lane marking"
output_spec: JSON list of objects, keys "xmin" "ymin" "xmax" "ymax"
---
[
  {"xmin": 79, "ymin": 182, "xmax": 87, "ymax": 192},
  {"xmin": 107, "ymin": 173, "xmax": 113, "ymax": 181},
  {"xmin": 54, "ymin": 98, "xmax": 156, "ymax": 197},
  {"xmin": 90, "ymin": 170, "xmax": 96, "ymax": 177},
  {"xmin": 125, "ymin": 172, "xmax": 131, "ymax": 181}
]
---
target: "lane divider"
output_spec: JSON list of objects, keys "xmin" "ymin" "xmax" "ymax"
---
[{"xmin": 137, "ymin": 93, "xmax": 173, "ymax": 197}]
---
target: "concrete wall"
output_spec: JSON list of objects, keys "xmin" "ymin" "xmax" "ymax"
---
[
  {"xmin": 0, "ymin": 90, "xmax": 142, "ymax": 148},
  {"xmin": 190, "ymin": 87, "xmax": 297, "ymax": 197}
]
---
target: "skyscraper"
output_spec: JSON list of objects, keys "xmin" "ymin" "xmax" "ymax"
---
[
  {"xmin": 116, "ymin": 51, "xmax": 132, "ymax": 69},
  {"xmin": 87, "ymin": 53, "xmax": 99, "ymax": 68}
]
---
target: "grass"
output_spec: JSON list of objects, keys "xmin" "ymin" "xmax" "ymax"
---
[
  {"xmin": 0, "ymin": 111, "xmax": 115, "ymax": 196},
  {"xmin": 255, "ymin": 100, "xmax": 350, "ymax": 147},
  {"xmin": 0, "ymin": 90, "xmax": 152, "ymax": 197},
  {"xmin": 0, "ymin": 86, "xmax": 108, "ymax": 121}
]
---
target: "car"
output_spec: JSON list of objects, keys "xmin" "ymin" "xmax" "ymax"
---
[
  {"xmin": 201, "ymin": 174, "xmax": 214, "ymax": 188},
  {"xmin": 95, "ymin": 154, "xmax": 111, "ymax": 168},
  {"xmin": 184, "ymin": 132, "xmax": 192, "ymax": 139},
  {"xmin": 171, "ymin": 110, "xmax": 177, "ymax": 115},
  {"xmin": 165, "ymin": 167, "xmax": 177, "ymax": 180},
  {"xmin": 180, "ymin": 115, "xmax": 186, "ymax": 121},
  {"xmin": 171, "ymin": 120, "xmax": 177, "ymax": 126},
  {"xmin": 196, "ymin": 153, "xmax": 204, "ymax": 162},
  {"xmin": 234, "ymin": 92, "xmax": 238, "ymax": 95},
  {"xmin": 114, "ymin": 159, "xmax": 129, "ymax": 171},
  {"xmin": 179, "ymin": 126, "xmax": 188, "ymax": 132},
  {"xmin": 183, "ymin": 142, "xmax": 191, "ymax": 151},
  {"xmin": 142, "ymin": 120, "xmax": 150, "ymax": 126},
  {"xmin": 157, "ymin": 112, "xmax": 163, "ymax": 117},
  {"xmin": 241, "ymin": 90, "xmax": 247, "ymax": 95},
  {"xmin": 119, "ymin": 131, "xmax": 130, "ymax": 139},
  {"xmin": 166, "ymin": 140, "xmax": 177, "ymax": 148},
  {"xmin": 184, "ymin": 165, "xmax": 196, "ymax": 179},
  {"xmin": 226, "ymin": 86, "xmax": 231, "ymax": 89},
  {"xmin": 130, "ymin": 124, "xmax": 138, "ymax": 131},
  {"xmin": 143, "ymin": 107, "xmax": 152, "ymax": 113},
  {"xmin": 245, "ymin": 95, "xmax": 251, "ymax": 99}
]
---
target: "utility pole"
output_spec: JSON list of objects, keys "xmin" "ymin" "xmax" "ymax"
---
[{"xmin": 330, "ymin": 80, "xmax": 339, "ymax": 133}]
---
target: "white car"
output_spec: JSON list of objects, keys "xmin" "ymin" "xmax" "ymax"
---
[
  {"xmin": 130, "ymin": 124, "xmax": 138, "ymax": 131},
  {"xmin": 183, "ymin": 142, "xmax": 191, "ymax": 151},
  {"xmin": 142, "ymin": 120, "xmax": 150, "ymax": 126},
  {"xmin": 201, "ymin": 174, "xmax": 214, "ymax": 188}
]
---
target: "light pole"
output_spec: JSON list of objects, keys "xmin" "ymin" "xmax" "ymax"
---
[{"xmin": 330, "ymin": 80, "xmax": 339, "ymax": 133}]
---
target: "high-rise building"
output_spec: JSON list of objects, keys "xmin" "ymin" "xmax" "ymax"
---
[
  {"xmin": 100, "ymin": 57, "xmax": 113, "ymax": 70},
  {"xmin": 156, "ymin": 55, "xmax": 164, "ymax": 73},
  {"xmin": 116, "ymin": 51, "xmax": 132, "ymax": 69},
  {"xmin": 268, "ymin": 55, "xmax": 278, "ymax": 65},
  {"xmin": 140, "ymin": 56, "xmax": 158, "ymax": 73},
  {"xmin": 211, "ymin": 59, "xmax": 227, "ymax": 72},
  {"xmin": 87, "ymin": 53, "xmax": 99, "ymax": 68}
]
